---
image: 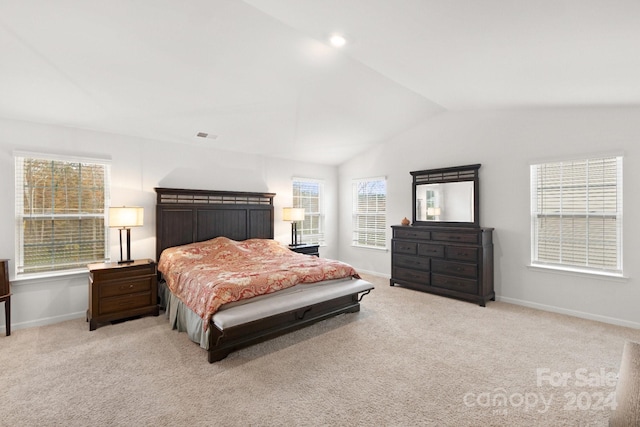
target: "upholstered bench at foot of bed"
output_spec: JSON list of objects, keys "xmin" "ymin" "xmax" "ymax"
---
[{"xmin": 207, "ymin": 278, "xmax": 374, "ymax": 363}]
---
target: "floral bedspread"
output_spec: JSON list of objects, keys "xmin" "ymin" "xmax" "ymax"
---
[{"xmin": 158, "ymin": 237, "xmax": 360, "ymax": 329}]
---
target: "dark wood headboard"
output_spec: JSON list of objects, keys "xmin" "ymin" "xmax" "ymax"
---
[{"xmin": 155, "ymin": 188, "xmax": 276, "ymax": 260}]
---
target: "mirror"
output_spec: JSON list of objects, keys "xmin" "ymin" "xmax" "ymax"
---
[
  {"xmin": 415, "ymin": 181, "xmax": 474, "ymax": 222},
  {"xmin": 411, "ymin": 164, "xmax": 480, "ymax": 227}
]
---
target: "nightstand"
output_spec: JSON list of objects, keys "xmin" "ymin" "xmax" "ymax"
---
[
  {"xmin": 289, "ymin": 243, "xmax": 320, "ymax": 257},
  {"xmin": 0, "ymin": 259, "xmax": 10, "ymax": 336},
  {"xmin": 87, "ymin": 259, "xmax": 158, "ymax": 331}
]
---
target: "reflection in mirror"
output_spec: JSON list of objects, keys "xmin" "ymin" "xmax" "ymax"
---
[{"xmin": 415, "ymin": 181, "xmax": 475, "ymax": 223}]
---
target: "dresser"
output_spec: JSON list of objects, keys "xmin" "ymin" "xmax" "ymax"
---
[
  {"xmin": 390, "ymin": 225, "xmax": 494, "ymax": 306},
  {"xmin": 87, "ymin": 259, "xmax": 158, "ymax": 330}
]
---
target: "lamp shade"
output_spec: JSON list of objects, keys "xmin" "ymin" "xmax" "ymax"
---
[
  {"xmin": 109, "ymin": 207, "xmax": 144, "ymax": 228},
  {"xmin": 282, "ymin": 207, "xmax": 305, "ymax": 222}
]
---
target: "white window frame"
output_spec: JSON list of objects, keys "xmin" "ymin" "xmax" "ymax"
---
[
  {"xmin": 292, "ymin": 177, "xmax": 325, "ymax": 246},
  {"xmin": 15, "ymin": 151, "xmax": 111, "ymax": 277},
  {"xmin": 530, "ymin": 155, "xmax": 623, "ymax": 277},
  {"xmin": 352, "ymin": 177, "xmax": 387, "ymax": 250}
]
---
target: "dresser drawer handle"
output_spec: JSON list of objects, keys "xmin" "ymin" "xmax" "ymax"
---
[{"xmin": 120, "ymin": 284, "xmax": 135, "ymax": 290}]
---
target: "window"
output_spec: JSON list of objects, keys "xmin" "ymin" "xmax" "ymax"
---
[
  {"xmin": 292, "ymin": 178, "xmax": 325, "ymax": 245},
  {"xmin": 15, "ymin": 152, "xmax": 111, "ymax": 275},
  {"xmin": 530, "ymin": 156, "xmax": 622, "ymax": 275},
  {"xmin": 352, "ymin": 177, "xmax": 387, "ymax": 249}
]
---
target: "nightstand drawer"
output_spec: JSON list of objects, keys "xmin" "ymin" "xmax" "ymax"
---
[
  {"xmin": 99, "ymin": 277, "xmax": 153, "ymax": 298},
  {"xmin": 91, "ymin": 263, "xmax": 156, "ymax": 282},
  {"xmin": 100, "ymin": 292, "xmax": 153, "ymax": 315}
]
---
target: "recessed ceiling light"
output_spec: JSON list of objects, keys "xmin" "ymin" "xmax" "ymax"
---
[{"xmin": 329, "ymin": 33, "xmax": 347, "ymax": 48}]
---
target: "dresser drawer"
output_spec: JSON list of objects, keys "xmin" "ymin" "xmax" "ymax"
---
[
  {"xmin": 431, "ymin": 231, "xmax": 479, "ymax": 244},
  {"xmin": 432, "ymin": 274, "xmax": 478, "ymax": 294},
  {"xmin": 392, "ymin": 267, "xmax": 430, "ymax": 285},
  {"xmin": 393, "ymin": 255, "xmax": 430, "ymax": 271},
  {"xmin": 394, "ymin": 227, "xmax": 431, "ymax": 240},
  {"xmin": 392, "ymin": 240, "xmax": 418, "ymax": 255},
  {"xmin": 446, "ymin": 246, "xmax": 478, "ymax": 262},
  {"xmin": 432, "ymin": 259, "xmax": 478, "ymax": 279},
  {"xmin": 99, "ymin": 277, "xmax": 153, "ymax": 298},
  {"xmin": 418, "ymin": 243, "xmax": 444, "ymax": 258}
]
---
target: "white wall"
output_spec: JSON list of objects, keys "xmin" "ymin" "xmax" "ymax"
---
[
  {"xmin": 0, "ymin": 118, "xmax": 337, "ymax": 330},
  {"xmin": 4, "ymin": 106, "xmax": 639, "ymax": 331},
  {"xmin": 339, "ymin": 107, "xmax": 640, "ymax": 328}
]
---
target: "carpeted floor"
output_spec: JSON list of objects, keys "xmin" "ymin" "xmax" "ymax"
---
[{"xmin": 1, "ymin": 273, "xmax": 638, "ymax": 426}]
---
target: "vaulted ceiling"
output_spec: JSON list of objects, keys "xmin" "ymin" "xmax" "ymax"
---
[{"xmin": 1, "ymin": 1, "xmax": 638, "ymax": 165}]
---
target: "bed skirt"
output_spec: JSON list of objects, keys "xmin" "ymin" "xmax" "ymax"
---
[{"xmin": 158, "ymin": 277, "xmax": 374, "ymax": 351}]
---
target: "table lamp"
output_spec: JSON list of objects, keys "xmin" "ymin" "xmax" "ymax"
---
[
  {"xmin": 109, "ymin": 206, "xmax": 144, "ymax": 264},
  {"xmin": 283, "ymin": 207, "xmax": 305, "ymax": 246}
]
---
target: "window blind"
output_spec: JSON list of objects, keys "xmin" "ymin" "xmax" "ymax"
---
[
  {"xmin": 15, "ymin": 154, "xmax": 111, "ymax": 274},
  {"xmin": 530, "ymin": 156, "xmax": 622, "ymax": 274},
  {"xmin": 352, "ymin": 177, "xmax": 387, "ymax": 249},
  {"xmin": 293, "ymin": 178, "xmax": 325, "ymax": 245}
]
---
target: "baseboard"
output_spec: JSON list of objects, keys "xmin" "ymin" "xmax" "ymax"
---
[
  {"xmin": 356, "ymin": 269, "xmax": 389, "ymax": 279},
  {"xmin": 2, "ymin": 311, "xmax": 86, "ymax": 332},
  {"xmin": 356, "ymin": 269, "xmax": 640, "ymax": 330},
  {"xmin": 497, "ymin": 296, "xmax": 640, "ymax": 330}
]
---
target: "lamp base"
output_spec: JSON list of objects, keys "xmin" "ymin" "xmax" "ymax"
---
[
  {"xmin": 117, "ymin": 228, "xmax": 134, "ymax": 265},
  {"xmin": 290, "ymin": 222, "xmax": 302, "ymax": 246}
]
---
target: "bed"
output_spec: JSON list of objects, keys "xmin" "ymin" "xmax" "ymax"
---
[{"xmin": 155, "ymin": 187, "xmax": 374, "ymax": 363}]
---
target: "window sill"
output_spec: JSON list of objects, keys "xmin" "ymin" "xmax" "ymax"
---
[
  {"xmin": 527, "ymin": 263, "xmax": 628, "ymax": 281},
  {"xmin": 351, "ymin": 244, "xmax": 389, "ymax": 252},
  {"xmin": 12, "ymin": 268, "xmax": 90, "ymax": 284}
]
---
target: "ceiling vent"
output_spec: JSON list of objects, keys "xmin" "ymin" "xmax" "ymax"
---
[{"xmin": 196, "ymin": 132, "xmax": 218, "ymax": 140}]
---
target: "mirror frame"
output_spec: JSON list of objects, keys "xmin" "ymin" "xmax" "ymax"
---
[{"xmin": 411, "ymin": 164, "xmax": 481, "ymax": 227}]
